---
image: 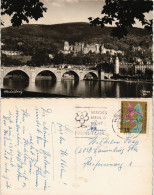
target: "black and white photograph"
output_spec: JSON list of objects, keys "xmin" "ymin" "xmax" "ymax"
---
[{"xmin": 1, "ymin": 0, "xmax": 153, "ymax": 97}]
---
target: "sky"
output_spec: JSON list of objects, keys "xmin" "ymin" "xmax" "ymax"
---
[{"xmin": 2, "ymin": 0, "xmax": 153, "ymax": 28}]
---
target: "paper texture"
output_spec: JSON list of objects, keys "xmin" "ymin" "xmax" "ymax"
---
[{"xmin": 1, "ymin": 98, "xmax": 152, "ymax": 195}]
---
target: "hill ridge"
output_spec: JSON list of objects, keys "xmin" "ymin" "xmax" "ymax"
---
[{"xmin": 1, "ymin": 22, "xmax": 152, "ymax": 54}]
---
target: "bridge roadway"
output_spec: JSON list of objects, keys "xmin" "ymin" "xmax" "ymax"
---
[{"xmin": 1, "ymin": 66, "xmax": 113, "ymax": 83}]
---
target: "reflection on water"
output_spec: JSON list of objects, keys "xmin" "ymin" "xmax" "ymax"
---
[
  {"xmin": 62, "ymin": 80, "xmax": 79, "ymax": 96},
  {"xmin": 35, "ymin": 76, "xmax": 56, "ymax": 92},
  {"xmin": 2, "ymin": 76, "xmax": 153, "ymax": 97},
  {"xmin": 3, "ymin": 76, "xmax": 29, "ymax": 89}
]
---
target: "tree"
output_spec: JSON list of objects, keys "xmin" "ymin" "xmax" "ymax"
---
[
  {"xmin": 30, "ymin": 49, "xmax": 50, "ymax": 66},
  {"xmin": 53, "ymin": 53, "xmax": 65, "ymax": 65},
  {"xmin": 1, "ymin": 53, "xmax": 22, "ymax": 66},
  {"xmin": 136, "ymin": 70, "xmax": 143, "ymax": 76},
  {"xmin": 145, "ymin": 68, "xmax": 153, "ymax": 79},
  {"xmin": 1, "ymin": 0, "xmax": 47, "ymax": 26},
  {"xmin": 89, "ymin": 0, "xmax": 153, "ymax": 39}
]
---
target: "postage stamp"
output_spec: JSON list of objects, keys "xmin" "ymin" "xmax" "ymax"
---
[{"xmin": 120, "ymin": 101, "xmax": 147, "ymax": 134}]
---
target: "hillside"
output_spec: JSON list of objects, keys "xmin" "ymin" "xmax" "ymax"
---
[{"xmin": 1, "ymin": 22, "xmax": 152, "ymax": 54}]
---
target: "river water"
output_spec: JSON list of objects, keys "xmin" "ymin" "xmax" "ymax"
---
[{"xmin": 3, "ymin": 76, "xmax": 153, "ymax": 97}]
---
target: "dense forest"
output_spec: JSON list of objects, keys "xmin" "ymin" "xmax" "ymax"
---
[{"xmin": 1, "ymin": 22, "xmax": 152, "ymax": 65}]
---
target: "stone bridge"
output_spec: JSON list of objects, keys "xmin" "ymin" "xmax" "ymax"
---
[{"xmin": 1, "ymin": 66, "xmax": 113, "ymax": 84}]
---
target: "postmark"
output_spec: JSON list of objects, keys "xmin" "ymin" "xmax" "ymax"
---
[
  {"xmin": 112, "ymin": 101, "xmax": 147, "ymax": 139},
  {"xmin": 75, "ymin": 107, "xmax": 108, "ymax": 137},
  {"xmin": 75, "ymin": 111, "xmax": 89, "ymax": 128}
]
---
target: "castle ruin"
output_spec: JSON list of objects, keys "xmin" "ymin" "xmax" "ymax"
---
[{"xmin": 63, "ymin": 41, "xmax": 123, "ymax": 55}]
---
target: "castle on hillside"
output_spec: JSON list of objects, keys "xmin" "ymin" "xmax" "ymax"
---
[{"xmin": 63, "ymin": 41, "xmax": 124, "ymax": 55}]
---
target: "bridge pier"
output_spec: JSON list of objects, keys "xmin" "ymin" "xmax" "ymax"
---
[
  {"xmin": 30, "ymin": 70, "xmax": 36, "ymax": 83},
  {"xmin": 78, "ymin": 71, "xmax": 85, "ymax": 81},
  {"xmin": 101, "ymin": 72, "xmax": 105, "ymax": 80},
  {"xmin": 1, "ymin": 69, "xmax": 4, "ymax": 86},
  {"xmin": 56, "ymin": 71, "xmax": 63, "ymax": 82}
]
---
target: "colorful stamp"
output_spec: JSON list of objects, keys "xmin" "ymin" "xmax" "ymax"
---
[{"xmin": 120, "ymin": 101, "xmax": 147, "ymax": 134}]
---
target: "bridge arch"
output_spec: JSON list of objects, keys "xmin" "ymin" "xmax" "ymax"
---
[
  {"xmin": 83, "ymin": 71, "xmax": 98, "ymax": 80},
  {"xmin": 3, "ymin": 70, "xmax": 30, "ymax": 82},
  {"xmin": 35, "ymin": 70, "xmax": 57, "ymax": 81},
  {"xmin": 2, "ymin": 68, "xmax": 31, "ymax": 80},
  {"xmin": 62, "ymin": 70, "xmax": 80, "ymax": 81},
  {"xmin": 3, "ymin": 70, "xmax": 30, "ymax": 88},
  {"xmin": 104, "ymin": 73, "xmax": 113, "ymax": 79}
]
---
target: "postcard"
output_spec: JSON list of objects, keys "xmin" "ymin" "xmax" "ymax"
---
[
  {"xmin": 1, "ymin": 0, "xmax": 153, "ymax": 195},
  {"xmin": 1, "ymin": 1, "xmax": 153, "ymax": 98},
  {"xmin": 1, "ymin": 98, "xmax": 152, "ymax": 195}
]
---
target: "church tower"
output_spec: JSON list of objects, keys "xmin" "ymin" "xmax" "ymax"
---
[{"xmin": 114, "ymin": 56, "xmax": 119, "ymax": 74}]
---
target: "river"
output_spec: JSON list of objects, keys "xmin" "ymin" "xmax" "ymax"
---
[{"xmin": 2, "ymin": 76, "xmax": 153, "ymax": 97}]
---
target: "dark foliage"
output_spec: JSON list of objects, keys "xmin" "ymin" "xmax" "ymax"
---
[
  {"xmin": 28, "ymin": 49, "xmax": 50, "ymax": 66},
  {"xmin": 89, "ymin": 0, "xmax": 153, "ymax": 39},
  {"xmin": 1, "ymin": 0, "xmax": 47, "ymax": 26}
]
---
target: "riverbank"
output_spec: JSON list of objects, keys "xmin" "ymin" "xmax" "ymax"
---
[
  {"xmin": 100, "ymin": 79, "xmax": 153, "ymax": 83},
  {"xmin": 1, "ymin": 88, "xmax": 77, "ymax": 97},
  {"xmin": 84, "ymin": 78, "xmax": 153, "ymax": 83}
]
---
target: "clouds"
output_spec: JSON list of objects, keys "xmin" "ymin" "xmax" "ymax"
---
[
  {"xmin": 41, "ymin": 0, "xmax": 104, "ymax": 8},
  {"xmin": 51, "ymin": 2, "xmax": 62, "ymax": 7},
  {"xmin": 42, "ymin": 0, "xmax": 103, "ymax": 3}
]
